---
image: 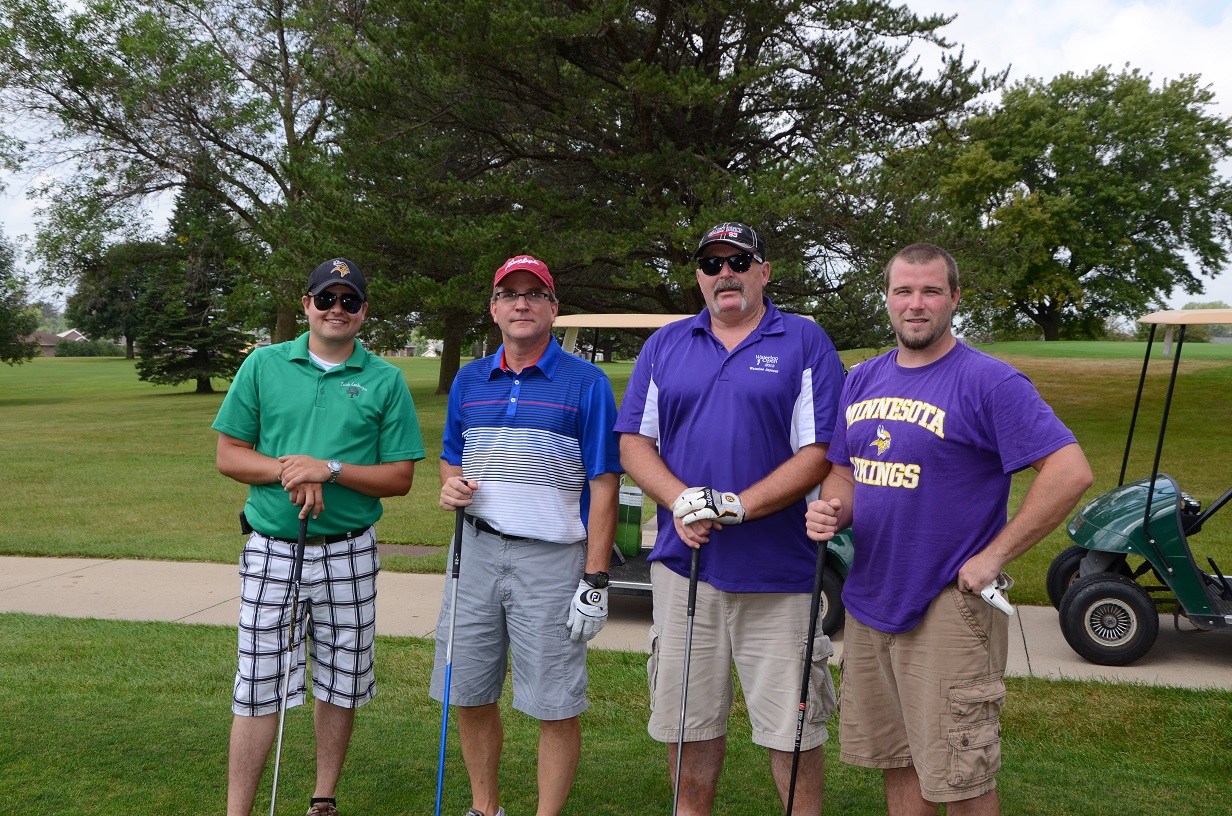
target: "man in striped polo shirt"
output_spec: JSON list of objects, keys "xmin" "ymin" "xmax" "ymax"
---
[{"xmin": 430, "ymin": 254, "xmax": 622, "ymax": 816}]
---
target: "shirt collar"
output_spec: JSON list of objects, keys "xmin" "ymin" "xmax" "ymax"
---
[
  {"xmin": 689, "ymin": 297, "xmax": 785, "ymax": 338},
  {"xmin": 289, "ymin": 331, "xmax": 366, "ymax": 369},
  {"xmin": 487, "ymin": 336, "xmax": 563, "ymax": 379}
]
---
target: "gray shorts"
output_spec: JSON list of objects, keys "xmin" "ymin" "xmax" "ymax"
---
[
  {"xmin": 647, "ymin": 562, "xmax": 835, "ymax": 751},
  {"xmin": 233, "ymin": 529, "xmax": 379, "ymax": 716},
  {"xmin": 429, "ymin": 520, "xmax": 589, "ymax": 721},
  {"xmin": 839, "ymin": 582, "xmax": 1010, "ymax": 802}
]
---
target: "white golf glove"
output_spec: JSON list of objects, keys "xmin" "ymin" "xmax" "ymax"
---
[
  {"xmin": 673, "ymin": 487, "xmax": 745, "ymax": 526},
  {"xmin": 566, "ymin": 579, "xmax": 608, "ymax": 642}
]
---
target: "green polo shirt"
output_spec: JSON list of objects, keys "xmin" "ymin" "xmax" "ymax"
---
[{"xmin": 213, "ymin": 332, "xmax": 426, "ymax": 538}]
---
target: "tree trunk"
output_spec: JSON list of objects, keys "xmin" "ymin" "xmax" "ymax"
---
[
  {"xmin": 273, "ymin": 303, "xmax": 298, "ymax": 343},
  {"xmin": 1040, "ymin": 307, "xmax": 1062, "ymax": 341},
  {"xmin": 437, "ymin": 311, "xmax": 470, "ymax": 395},
  {"xmin": 195, "ymin": 375, "xmax": 214, "ymax": 394},
  {"xmin": 125, "ymin": 337, "xmax": 135, "ymax": 359}
]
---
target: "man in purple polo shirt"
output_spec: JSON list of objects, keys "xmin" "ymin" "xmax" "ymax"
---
[
  {"xmin": 616, "ymin": 222, "xmax": 846, "ymax": 815},
  {"xmin": 806, "ymin": 244, "xmax": 1092, "ymax": 815}
]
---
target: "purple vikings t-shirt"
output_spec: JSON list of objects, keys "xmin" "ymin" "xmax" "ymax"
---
[
  {"xmin": 615, "ymin": 299, "xmax": 846, "ymax": 593},
  {"xmin": 828, "ymin": 342, "xmax": 1076, "ymax": 633}
]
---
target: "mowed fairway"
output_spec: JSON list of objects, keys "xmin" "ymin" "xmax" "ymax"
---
[
  {"xmin": 2, "ymin": 340, "xmax": 1231, "ymax": 605},
  {"xmin": 3, "ymin": 341, "xmax": 1232, "ymax": 815}
]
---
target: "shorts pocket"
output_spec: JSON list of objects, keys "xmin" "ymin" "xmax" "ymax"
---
[
  {"xmin": 945, "ymin": 675, "xmax": 1005, "ymax": 788},
  {"xmin": 946, "ymin": 718, "xmax": 1001, "ymax": 788},
  {"xmin": 806, "ymin": 633, "xmax": 837, "ymax": 724},
  {"xmin": 646, "ymin": 625, "xmax": 660, "ymax": 714},
  {"xmin": 948, "ymin": 674, "xmax": 1005, "ymax": 723}
]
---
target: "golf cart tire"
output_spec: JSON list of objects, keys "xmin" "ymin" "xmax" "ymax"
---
[
  {"xmin": 820, "ymin": 567, "xmax": 845, "ymax": 636},
  {"xmin": 1046, "ymin": 545, "xmax": 1131, "ymax": 610},
  {"xmin": 1046, "ymin": 545, "xmax": 1089, "ymax": 610},
  {"xmin": 1059, "ymin": 573, "xmax": 1159, "ymax": 666}
]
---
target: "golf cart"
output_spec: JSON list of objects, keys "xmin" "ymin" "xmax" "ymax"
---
[
  {"xmin": 554, "ymin": 313, "xmax": 853, "ymax": 635},
  {"xmin": 607, "ymin": 479, "xmax": 855, "ymax": 635},
  {"xmin": 1048, "ymin": 308, "xmax": 1232, "ymax": 665}
]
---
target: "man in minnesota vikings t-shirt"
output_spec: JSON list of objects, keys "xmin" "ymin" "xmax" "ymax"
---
[{"xmin": 805, "ymin": 244, "xmax": 1092, "ymax": 815}]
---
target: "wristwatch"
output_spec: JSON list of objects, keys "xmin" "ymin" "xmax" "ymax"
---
[
  {"xmin": 583, "ymin": 571, "xmax": 610, "ymax": 589},
  {"xmin": 326, "ymin": 460, "xmax": 343, "ymax": 483}
]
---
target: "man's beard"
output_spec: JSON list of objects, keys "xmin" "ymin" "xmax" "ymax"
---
[
  {"xmin": 895, "ymin": 319, "xmax": 947, "ymax": 350},
  {"xmin": 708, "ymin": 278, "xmax": 748, "ymax": 315}
]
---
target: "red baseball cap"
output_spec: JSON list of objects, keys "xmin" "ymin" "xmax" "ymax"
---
[{"xmin": 494, "ymin": 255, "xmax": 555, "ymax": 293}]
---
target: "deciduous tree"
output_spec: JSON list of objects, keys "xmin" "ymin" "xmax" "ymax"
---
[{"xmin": 924, "ymin": 67, "xmax": 1232, "ymax": 340}]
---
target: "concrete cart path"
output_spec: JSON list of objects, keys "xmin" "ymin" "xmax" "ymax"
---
[{"xmin": 2, "ymin": 556, "xmax": 1230, "ymax": 690}]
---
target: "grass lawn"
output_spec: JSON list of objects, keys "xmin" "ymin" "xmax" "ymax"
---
[
  {"xmin": 2, "ymin": 340, "xmax": 1231, "ymax": 605},
  {"xmin": 2, "ymin": 613, "xmax": 1229, "ymax": 816}
]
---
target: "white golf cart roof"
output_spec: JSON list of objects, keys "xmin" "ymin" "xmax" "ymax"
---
[
  {"xmin": 1138, "ymin": 308, "xmax": 1232, "ymax": 325},
  {"xmin": 555, "ymin": 313, "xmax": 693, "ymax": 354}
]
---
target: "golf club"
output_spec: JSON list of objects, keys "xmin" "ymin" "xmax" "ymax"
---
[
  {"xmin": 671, "ymin": 545, "xmax": 701, "ymax": 816},
  {"xmin": 785, "ymin": 541, "xmax": 826, "ymax": 815},
  {"xmin": 269, "ymin": 514, "xmax": 309, "ymax": 816},
  {"xmin": 435, "ymin": 505, "xmax": 466, "ymax": 816}
]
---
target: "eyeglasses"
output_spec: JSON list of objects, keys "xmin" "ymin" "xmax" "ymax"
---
[
  {"xmin": 311, "ymin": 291, "xmax": 364, "ymax": 314},
  {"xmin": 698, "ymin": 253, "xmax": 760, "ymax": 276},
  {"xmin": 492, "ymin": 290, "xmax": 555, "ymax": 304}
]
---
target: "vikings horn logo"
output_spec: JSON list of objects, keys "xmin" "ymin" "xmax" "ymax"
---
[
  {"xmin": 332, "ymin": 259, "xmax": 351, "ymax": 277},
  {"xmin": 870, "ymin": 424, "xmax": 892, "ymax": 455}
]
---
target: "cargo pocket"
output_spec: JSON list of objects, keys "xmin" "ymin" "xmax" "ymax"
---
[
  {"xmin": 646, "ymin": 625, "xmax": 660, "ymax": 714},
  {"xmin": 806, "ymin": 633, "xmax": 838, "ymax": 724},
  {"xmin": 945, "ymin": 675, "xmax": 1005, "ymax": 788}
]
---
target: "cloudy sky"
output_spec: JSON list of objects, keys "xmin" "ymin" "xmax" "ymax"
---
[{"xmin": 3, "ymin": 0, "xmax": 1232, "ymax": 308}]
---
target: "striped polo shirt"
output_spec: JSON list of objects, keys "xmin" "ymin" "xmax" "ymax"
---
[{"xmin": 441, "ymin": 337, "xmax": 622, "ymax": 543}]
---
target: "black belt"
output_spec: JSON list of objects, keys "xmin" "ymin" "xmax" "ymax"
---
[
  {"xmin": 258, "ymin": 527, "xmax": 370, "ymax": 547},
  {"xmin": 464, "ymin": 514, "xmax": 530, "ymax": 541}
]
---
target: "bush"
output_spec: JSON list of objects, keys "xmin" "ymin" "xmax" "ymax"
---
[{"xmin": 54, "ymin": 339, "xmax": 124, "ymax": 357}]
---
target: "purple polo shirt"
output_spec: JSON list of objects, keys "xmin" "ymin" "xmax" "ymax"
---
[{"xmin": 615, "ymin": 299, "xmax": 845, "ymax": 592}]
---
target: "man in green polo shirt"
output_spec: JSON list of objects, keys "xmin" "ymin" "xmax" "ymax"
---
[{"xmin": 213, "ymin": 257, "xmax": 426, "ymax": 816}]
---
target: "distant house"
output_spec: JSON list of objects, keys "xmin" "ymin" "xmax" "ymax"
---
[
  {"xmin": 27, "ymin": 330, "xmax": 60, "ymax": 357},
  {"xmin": 57, "ymin": 329, "xmax": 88, "ymax": 342}
]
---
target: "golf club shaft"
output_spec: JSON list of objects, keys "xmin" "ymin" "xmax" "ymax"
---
[
  {"xmin": 270, "ymin": 514, "xmax": 309, "ymax": 816},
  {"xmin": 435, "ymin": 507, "xmax": 466, "ymax": 816},
  {"xmin": 671, "ymin": 546, "xmax": 701, "ymax": 816},
  {"xmin": 785, "ymin": 542, "xmax": 826, "ymax": 815}
]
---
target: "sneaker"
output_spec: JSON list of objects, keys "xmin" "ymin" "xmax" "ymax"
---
[
  {"xmin": 307, "ymin": 802, "xmax": 340, "ymax": 816},
  {"xmin": 463, "ymin": 809, "xmax": 505, "ymax": 816}
]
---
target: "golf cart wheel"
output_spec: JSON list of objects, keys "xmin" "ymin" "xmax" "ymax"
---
[
  {"xmin": 820, "ymin": 567, "xmax": 845, "ymax": 636},
  {"xmin": 1058, "ymin": 573, "xmax": 1159, "ymax": 666},
  {"xmin": 1046, "ymin": 545, "xmax": 1090, "ymax": 609}
]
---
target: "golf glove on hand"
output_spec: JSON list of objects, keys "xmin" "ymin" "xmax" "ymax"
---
[
  {"xmin": 566, "ymin": 579, "xmax": 608, "ymax": 642},
  {"xmin": 673, "ymin": 487, "xmax": 745, "ymax": 526}
]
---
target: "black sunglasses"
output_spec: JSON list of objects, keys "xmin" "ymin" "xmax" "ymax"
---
[
  {"xmin": 311, "ymin": 291, "xmax": 364, "ymax": 314},
  {"xmin": 698, "ymin": 252, "xmax": 759, "ymax": 276}
]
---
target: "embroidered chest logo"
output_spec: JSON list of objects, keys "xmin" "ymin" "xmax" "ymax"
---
[
  {"xmin": 870, "ymin": 424, "xmax": 892, "ymax": 456},
  {"xmin": 341, "ymin": 381, "xmax": 367, "ymax": 398},
  {"xmin": 749, "ymin": 354, "xmax": 780, "ymax": 373}
]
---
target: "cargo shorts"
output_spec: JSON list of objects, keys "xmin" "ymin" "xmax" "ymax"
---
[{"xmin": 839, "ymin": 581, "xmax": 1010, "ymax": 802}]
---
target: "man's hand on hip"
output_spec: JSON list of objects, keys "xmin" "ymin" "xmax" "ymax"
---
[
  {"xmin": 566, "ymin": 580, "xmax": 608, "ymax": 642},
  {"xmin": 673, "ymin": 486, "xmax": 745, "ymax": 526}
]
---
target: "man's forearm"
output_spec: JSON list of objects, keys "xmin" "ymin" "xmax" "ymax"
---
[
  {"xmin": 619, "ymin": 434, "xmax": 687, "ymax": 509},
  {"xmin": 739, "ymin": 444, "xmax": 830, "ymax": 521}
]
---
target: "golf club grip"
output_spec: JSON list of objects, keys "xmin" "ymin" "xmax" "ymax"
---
[
  {"xmin": 293, "ymin": 514, "xmax": 309, "ymax": 584},
  {"xmin": 686, "ymin": 546, "xmax": 699, "ymax": 612},
  {"xmin": 452, "ymin": 508, "xmax": 464, "ymax": 580}
]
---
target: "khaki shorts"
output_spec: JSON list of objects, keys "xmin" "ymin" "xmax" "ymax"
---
[
  {"xmin": 839, "ymin": 582, "xmax": 1010, "ymax": 803},
  {"xmin": 647, "ymin": 562, "xmax": 836, "ymax": 751}
]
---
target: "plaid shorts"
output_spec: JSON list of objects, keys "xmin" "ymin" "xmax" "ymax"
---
[{"xmin": 232, "ymin": 528, "xmax": 379, "ymax": 717}]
